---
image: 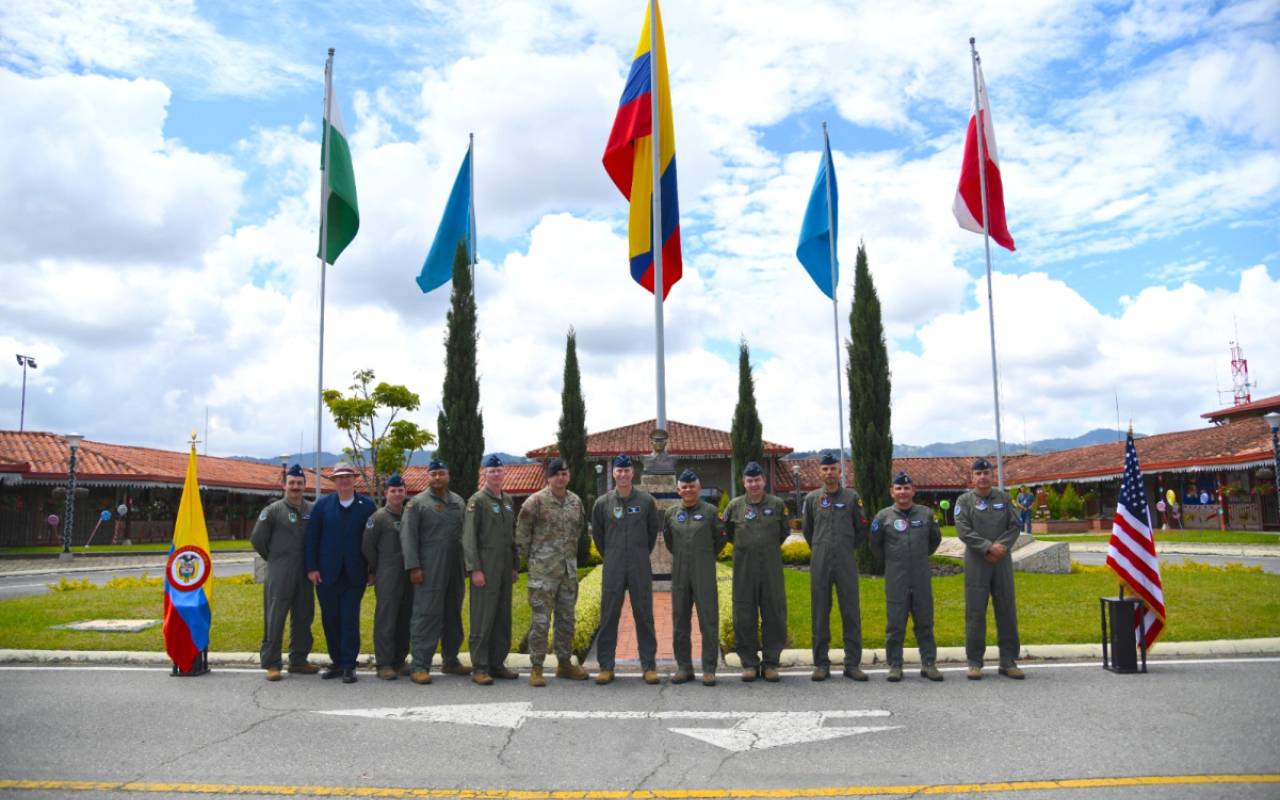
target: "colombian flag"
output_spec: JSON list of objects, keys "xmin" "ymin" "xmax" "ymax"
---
[
  {"xmin": 163, "ymin": 440, "xmax": 213, "ymax": 673},
  {"xmin": 603, "ymin": 0, "xmax": 682, "ymax": 299}
]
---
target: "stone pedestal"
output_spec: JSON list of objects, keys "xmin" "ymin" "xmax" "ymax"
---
[
  {"xmin": 254, "ymin": 554, "xmax": 267, "ymax": 584},
  {"xmin": 641, "ymin": 428, "xmax": 679, "ymax": 590}
]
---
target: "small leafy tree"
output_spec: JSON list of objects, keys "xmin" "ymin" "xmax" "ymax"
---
[
  {"xmin": 1060, "ymin": 483, "xmax": 1084, "ymax": 519},
  {"xmin": 556, "ymin": 327, "xmax": 592, "ymax": 563},
  {"xmin": 730, "ymin": 337, "xmax": 765, "ymax": 498},
  {"xmin": 323, "ymin": 369, "xmax": 435, "ymax": 502}
]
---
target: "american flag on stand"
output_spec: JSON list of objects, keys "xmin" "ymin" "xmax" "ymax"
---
[{"xmin": 1106, "ymin": 431, "xmax": 1166, "ymax": 647}]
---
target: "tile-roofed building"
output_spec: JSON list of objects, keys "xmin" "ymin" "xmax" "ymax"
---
[
  {"xmin": 0, "ymin": 430, "xmax": 331, "ymax": 547},
  {"xmin": 325, "ymin": 464, "xmax": 549, "ymax": 499},
  {"xmin": 527, "ymin": 419, "xmax": 792, "ymax": 459},
  {"xmin": 774, "ymin": 456, "xmax": 986, "ymax": 494},
  {"xmin": 1201, "ymin": 393, "xmax": 1280, "ymax": 426}
]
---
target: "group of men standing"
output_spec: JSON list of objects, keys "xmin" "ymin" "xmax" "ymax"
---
[{"xmin": 250, "ymin": 451, "xmax": 1026, "ymax": 685}]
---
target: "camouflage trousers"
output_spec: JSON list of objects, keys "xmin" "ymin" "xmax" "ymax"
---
[{"xmin": 527, "ymin": 576, "xmax": 578, "ymax": 666}]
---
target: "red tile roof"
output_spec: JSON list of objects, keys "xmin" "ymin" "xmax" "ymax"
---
[
  {"xmin": 325, "ymin": 463, "xmax": 549, "ymax": 497},
  {"xmin": 0, "ymin": 430, "xmax": 330, "ymax": 493},
  {"xmin": 1201, "ymin": 393, "xmax": 1280, "ymax": 422},
  {"xmin": 774, "ymin": 456, "xmax": 988, "ymax": 492},
  {"xmin": 527, "ymin": 419, "xmax": 793, "ymax": 459}
]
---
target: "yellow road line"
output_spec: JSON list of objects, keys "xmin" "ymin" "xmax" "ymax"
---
[{"xmin": 1, "ymin": 775, "xmax": 1278, "ymax": 797}]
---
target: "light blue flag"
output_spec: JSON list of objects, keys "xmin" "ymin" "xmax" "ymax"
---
[
  {"xmin": 796, "ymin": 137, "xmax": 838, "ymax": 299},
  {"xmin": 417, "ymin": 148, "xmax": 472, "ymax": 294}
]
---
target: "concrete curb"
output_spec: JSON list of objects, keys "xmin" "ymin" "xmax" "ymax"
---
[
  {"xmin": 1069, "ymin": 542, "xmax": 1280, "ymax": 557},
  {"xmin": 3, "ymin": 638, "xmax": 1278, "ymax": 669},
  {"xmin": 1, "ymin": 555, "xmax": 255, "ymax": 578},
  {"xmin": 0, "ymin": 550, "xmax": 255, "ymax": 561}
]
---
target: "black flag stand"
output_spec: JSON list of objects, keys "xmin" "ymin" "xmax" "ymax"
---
[{"xmin": 170, "ymin": 648, "xmax": 211, "ymax": 677}]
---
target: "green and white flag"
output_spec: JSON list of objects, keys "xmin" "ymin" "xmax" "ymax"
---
[{"xmin": 319, "ymin": 76, "xmax": 359, "ymax": 264}]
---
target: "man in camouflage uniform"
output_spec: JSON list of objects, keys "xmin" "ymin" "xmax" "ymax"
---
[
  {"xmin": 462, "ymin": 454, "xmax": 520, "ymax": 685},
  {"xmin": 400, "ymin": 457, "xmax": 468, "ymax": 685},
  {"xmin": 869, "ymin": 471, "xmax": 943, "ymax": 683},
  {"xmin": 723, "ymin": 461, "xmax": 790, "ymax": 682},
  {"xmin": 802, "ymin": 452, "xmax": 869, "ymax": 682},
  {"xmin": 516, "ymin": 458, "xmax": 590, "ymax": 687},
  {"xmin": 361, "ymin": 473, "xmax": 412, "ymax": 680},
  {"xmin": 591, "ymin": 453, "xmax": 662, "ymax": 685},
  {"xmin": 250, "ymin": 464, "xmax": 319, "ymax": 681},
  {"xmin": 955, "ymin": 457, "xmax": 1024, "ymax": 680},
  {"xmin": 663, "ymin": 468, "xmax": 726, "ymax": 686}
]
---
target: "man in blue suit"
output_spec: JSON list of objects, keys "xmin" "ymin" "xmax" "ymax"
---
[{"xmin": 306, "ymin": 461, "xmax": 375, "ymax": 684}]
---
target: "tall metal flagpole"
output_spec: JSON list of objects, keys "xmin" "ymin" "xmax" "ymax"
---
[
  {"xmin": 822, "ymin": 123, "xmax": 848, "ymax": 488},
  {"xmin": 315, "ymin": 47, "xmax": 335, "ymax": 498},
  {"xmin": 969, "ymin": 37, "xmax": 1006, "ymax": 490},
  {"xmin": 469, "ymin": 132, "xmax": 476, "ymax": 287},
  {"xmin": 650, "ymin": 0, "xmax": 667, "ymax": 432}
]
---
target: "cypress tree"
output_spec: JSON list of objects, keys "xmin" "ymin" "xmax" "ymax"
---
[
  {"xmin": 556, "ymin": 327, "xmax": 592, "ymax": 563},
  {"xmin": 847, "ymin": 241, "xmax": 892, "ymax": 575},
  {"xmin": 730, "ymin": 337, "xmax": 765, "ymax": 498},
  {"xmin": 436, "ymin": 240, "xmax": 485, "ymax": 500}
]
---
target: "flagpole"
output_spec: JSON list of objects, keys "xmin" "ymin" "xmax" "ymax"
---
[
  {"xmin": 315, "ymin": 47, "xmax": 334, "ymax": 498},
  {"xmin": 468, "ymin": 132, "xmax": 476, "ymax": 288},
  {"xmin": 650, "ymin": 0, "xmax": 667, "ymax": 433},
  {"xmin": 822, "ymin": 123, "xmax": 848, "ymax": 489},
  {"xmin": 969, "ymin": 37, "xmax": 1006, "ymax": 490}
]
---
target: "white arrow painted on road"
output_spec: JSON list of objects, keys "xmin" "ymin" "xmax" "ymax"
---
[{"xmin": 318, "ymin": 703, "xmax": 899, "ymax": 751}]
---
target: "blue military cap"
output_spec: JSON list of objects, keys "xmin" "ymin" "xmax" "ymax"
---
[
  {"xmin": 678, "ymin": 468, "xmax": 699, "ymax": 483},
  {"xmin": 971, "ymin": 457, "xmax": 993, "ymax": 471},
  {"xmin": 819, "ymin": 452, "xmax": 839, "ymax": 466},
  {"xmin": 893, "ymin": 471, "xmax": 913, "ymax": 485},
  {"xmin": 546, "ymin": 457, "xmax": 568, "ymax": 477},
  {"xmin": 483, "ymin": 454, "xmax": 503, "ymax": 468},
  {"xmin": 286, "ymin": 464, "xmax": 305, "ymax": 478},
  {"xmin": 614, "ymin": 453, "xmax": 633, "ymax": 468},
  {"xmin": 742, "ymin": 461, "xmax": 764, "ymax": 477},
  {"xmin": 427, "ymin": 457, "xmax": 448, "ymax": 471},
  {"xmin": 385, "ymin": 473, "xmax": 404, "ymax": 488}
]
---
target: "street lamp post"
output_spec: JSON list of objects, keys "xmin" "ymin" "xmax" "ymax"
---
[
  {"xmin": 61, "ymin": 433, "xmax": 83, "ymax": 562},
  {"xmin": 15, "ymin": 355, "xmax": 37, "ymax": 432},
  {"xmin": 279, "ymin": 454, "xmax": 290, "ymax": 498},
  {"xmin": 595, "ymin": 463, "xmax": 604, "ymax": 499}
]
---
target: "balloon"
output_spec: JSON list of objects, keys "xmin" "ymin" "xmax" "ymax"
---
[
  {"xmin": 940, "ymin": 500, "xmax": 951, "ymax": 510},
  {"xmin": 1165, "ymin": 489, "xmax": 1176, "ymax": 505},
  {"xmin": 47, "ymin": 515, "xmax": 59, "ymax": 526},
  {"xmin": 99, "ymin": 510, "xmax": 112, "ymax": 521},
  {"xmin": 117, "ymin": 504, "xmax": 128, "ymax": 516},
  {"xmin": 1156, "ymin": 501, "xmax": 1166, "ymax": 511},
  {"xmin": 1200, "ymin": 492, "xmax": 1210, "ymax": 504}
]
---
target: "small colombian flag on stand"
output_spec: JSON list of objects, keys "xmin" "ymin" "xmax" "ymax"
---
[{"xmin": 163, "ymin": 432, "xmax": 213, "ymax": 676}]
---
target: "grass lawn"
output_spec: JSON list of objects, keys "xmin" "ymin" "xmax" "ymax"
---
[
  {"xmin": 1, "ymin": 541, "xmax": 254, "ymax": 554},
  {"xmin": 938, "ymin": 525, "xmax": 1277, "ymax": 545},
  {"xmin": 0, "ymin": 575, "xmax": 556, "ymax": 654},
  {"xmin": 781, "ymin": 567, "xmax": 1279, "ymax": 650}
]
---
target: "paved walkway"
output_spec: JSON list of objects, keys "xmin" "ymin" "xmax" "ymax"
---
[
  {"xmin": 0, "ymin": 552, "xmax": 254, "ymax": 577},
  {"xmin": 613, "ymin": 590, "xmax": 703, "ymax": 662}
]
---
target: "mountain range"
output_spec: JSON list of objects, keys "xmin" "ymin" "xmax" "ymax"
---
[
  {"xmin": 787, "ymin": 428, "xmax": 1146, "ymax": 460},
  {"xmin": 230, "ymin": 451, "xmax": 533, "ymax": 468}
]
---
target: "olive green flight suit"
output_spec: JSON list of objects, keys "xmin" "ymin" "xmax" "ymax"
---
[
  {"xmin": 723, "ymin": 494, "xmax": 790, "ymax": 671},
  {"xmin": 516, "ymin": 487, "xmax": 584, "ymax": 667},
  {"xmin": 663, "ymin": 500, "xmax": 727, "ymax": 675},
  {"xmin": 462, "ymin": 486, "xmax": 518, "ymax": 675},
  {"xmin": 869, "ymin": 503, "xmax": 941, "ymax": 667},
  {"xmin": 361, "ymin": 505, "xmax": 411, "ymax": 671},
  {"xmin": 802, "ymin": 486, "xmax": 868, "ymax": 670},
  {"xmin": 401, "ymin": 488, "xmax": 467, "ymax": 672},
  {"xmin": 250, "ymin": 497, "xmax": 315, "ymax": 670},
  {"xmin": 955, "ymin": 487, "xmax": 1022, "ymax": 668},
  {"xmin": 591, "ymin": 488, "xmax": 661, "ymax": 673}
]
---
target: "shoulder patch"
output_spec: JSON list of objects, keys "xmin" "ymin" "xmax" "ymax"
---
[
  {"xmin": 259, "ymin": 510, "xmax": 268, "ymax": 521},
  {"xmin": 365, "ymin": 519, "xmax": 375, "ymax": 529},
  {"xmin": 871, "ymin": 519, "xmax": 880, "ymax": 531},
  {"xmin": 467, "ymin": 502, "xmax": 476, "ymax": 511},
  {"xmin": 406, "ymin": 500, "xmax": 415, "ymax": 508}
]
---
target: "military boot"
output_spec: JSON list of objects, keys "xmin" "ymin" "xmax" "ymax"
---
[
  {"xmin": 556, "ymin": 663, "xmax": 590, "ymax": 680},
  {"xmin": 529, "ymin": 666, "xmax": 546, "ymax": 687},
  {"xmin": 998, "ymin": 665, "xmax": 1025, "ymax": 680},
  {"xmin": 439, "ymin": 662, "xmax": 471, "ymax": 675},
  {"xmin": 671, "ymin": 670, "xmax": 692, "ymax": 684},
  {"xmin": 377, "ymin": 667, "xmax": 397, "ymax": 680},
  {"xmin": 595, "ymin": 670, "xmax": 615, "ymax": 685},
  {"xmin": 287, "ymin": 663, "xmax": 320, "ymax": 675},
  {"xmin": 920, "ymin": 663, "xmax": 944, "ymax": 682},
  {"xmin": 966, "ymin": 666, "xmax": 983, "ymax": 680},
  {"xmin": 811, "ymin": 667, "xmax": 829, "ymax": 682},
  {"xmin": 410, "ymin": 670, "xmax": 432, "ymax": 685},
  {"xmin": 886, "ymin": 665, "xmax": 903, "ymax": 682},
  {"xmin": 741, "ymin": 667, "xmax": 758, "ymax": 682},
  {"xmin": 643, "ymin": 670, "xmax": 661, "ymax": 685},
  {"xmin": 265, "ymin": 668, "xmax": 282, "ymax": 682},
  {"xmin": 762, "ymin": 667, "xmax": 781, "ymax": 682},
  {"xmin": 843, "ymin": 665, "xmax": 869, "ymax": 682},
  {"xmin": 702, "ymin": 672, "xmax": 717, "ymax": 687},
  {"xmin": 471, "ymin": 671, "xmax": 494, "ymax": 686}
]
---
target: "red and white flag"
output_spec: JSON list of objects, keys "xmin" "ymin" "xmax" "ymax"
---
[
  {"xmin": 953, "ymin": 58, "xmax": 1016, "ymax": 252},
  {"xmin": 1106, "ymin": 431, "xmax": 1166, "ymax": 647}
]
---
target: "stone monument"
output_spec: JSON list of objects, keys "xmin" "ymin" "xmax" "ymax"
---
[{"xmin": 639, "ymin": 428, "xmax": 679, "ymax": 589}]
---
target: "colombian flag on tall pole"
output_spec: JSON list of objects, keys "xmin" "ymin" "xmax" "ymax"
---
[
  {"xmin": 163, "ymin": 431, "xmax": 213, "ymax": 676},
  {"xmin": 604, "ymin": 0, "xmax": 680, "ymax": 431}
]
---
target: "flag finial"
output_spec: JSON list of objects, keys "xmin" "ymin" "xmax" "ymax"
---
[{"xmin": 189, "ymin": 429, "xmax": 200, "ymax": 448}]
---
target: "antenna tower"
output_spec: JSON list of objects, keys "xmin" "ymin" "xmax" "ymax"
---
[{"xmin": 1229, "ymin": 330, "xmax": 1256, "ymax": 407}]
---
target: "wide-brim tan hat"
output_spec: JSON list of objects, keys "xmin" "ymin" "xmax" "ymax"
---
[{"xmin": 331, "ymin": 462, "xmax": 358, "ymax": 478}]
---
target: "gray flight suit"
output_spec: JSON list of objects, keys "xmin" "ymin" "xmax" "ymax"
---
[
  {"xmin": 591, "ymin": 488, "xmax": 661, "ymax": 673},
  {"xmin": 361, "ymin": 505, "xmax": 411, "ymax": 671},
  {"xmin": 662, "ymin": 500, "xmax": 727, "ymax": 675},
  {"xmin": 723, "ymin": 494, "xmax": 790, "ymax": 671},
  {"xmin": 802, "ymin": 486, "xmax": 868, "ymax": 670},
  {"xmin": 401, "ymin": 488, "xmax": 467, "ymax": 673},
  {"xmin": 250, "ymin": 497, "xmax": 315, "ymax": 670},
  {"xmin": 869, "ymin": 503, "xmax": 942, "ymax": 667},
  {"xmin": 462, "ymin": 486, "xmax": 518, "ymax": 675},
  {"xmin": 955, "ymin": 487, "xmax": 1022, "ymax": 668}
]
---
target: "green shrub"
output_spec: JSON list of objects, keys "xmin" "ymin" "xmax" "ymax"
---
[
  {"xmin": 46, "ymin": 576, "xmax": 95, "ymax": 592},
  {"xmin": 781, "ymin": 541, "xmax": 811, "ymax": 564},
  {"xmin": 1060, "ymin": 484, "xmax": 1084, "ymax": 519},
  {"xmin": 717, "ymin": 542, "xmax": 733, "ymax": 562},
  {"xmin": 715, "ymin": 562, "xmax": 734, "ymax": 653},
  {"xmin": 571, "ymin": 566, "xmax": 604, "ymax": 658},
  {"xmin": 586, "ymin": 542, "xmax": 603, "ymax": 566}
]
